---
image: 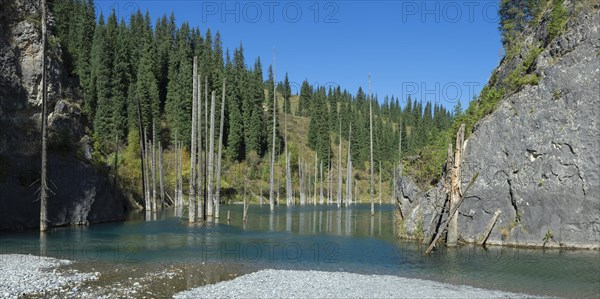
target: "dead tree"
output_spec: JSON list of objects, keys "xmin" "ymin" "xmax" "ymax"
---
[
  {"xmin": 178, "ymin": 141, "xmax": 183, "ymax": 206},
  {"xmin": 424, "ymin": 172, "xmax": 478, "ymax": 255},
  {"xmin": 173, "ymin": 139, "xmax": 179, "ymax": 207},
  {"xmin": 159, "ymin": 142, "xmax": 164, "ymax": 209},
  {"xmin": 215, "ymin": 80, "xmax": 226, "ymax": 218},
  {"xmin": 337, "ymin": 123, "xmax": 343, "ymax": 207},
  {"xmin": 346, "ymin": 124, "xmax": 353, "ymax": 205},
  {"xmin": 206, "ymin": 91, "xmax": 217, "ymax": 218},
  {"xmin": 152, "ymin": 122, "xmax": 157, "ymax": 212},
  {"xmin": 144, "ymin": 128, "xmax": 151, "ymax": 210},
  {"xmin": 284, "ymin": 88, "xmax": 292, "ymax": 206},
  {"xmin": 188, "ymin": 56, "xmax": 198, "ymax": 224},
  {"xmin": 269, "ymin": 49, "xmax": 277, "ymax": 211},
  {"xmin": 203, "ymin": 77, "xmax": 209, "ymax": 217},
  {"xmin": 319, "ymin": 161, "xmax": 324, "ymax": 204},
  {"xmin": 39, "ymin": 0, "xmax": 49, "ymax": 232},
  {"xmin": 447, "ymin": 124, "xmax": 465, "ymax": 246},
  {"xmin": 369, "ymin": 75, "xmax": 374, "ymax": 216},
  {"xmin": 196, "ymin": 73, "xmax": 203, "ymax": 220},
  {"xmin": 478, "ymin": 209, "xmax": 502, "ymax": 246},
  {"xmin": 299, "ymin": 153, "xmax": 305, "ymax": 205},
  {"xmin": 313, "ymin": 153, "xmax": 318, "ymax": 205},
  {"xmin": 378, "ymin": 161, "xmax": 382, "ymax": 205}
]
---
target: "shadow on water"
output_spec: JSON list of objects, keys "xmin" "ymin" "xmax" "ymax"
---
[{"xmin": 1, "ymin": 203, "xmax": 598, "ymax": 298}]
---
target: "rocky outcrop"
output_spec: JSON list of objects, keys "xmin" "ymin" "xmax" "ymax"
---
[
  {"xmin": 0, "ymin": 0, "xmax": 128, "ymax": 230},
  {"xmin": 397, "ymin": 3, "xmax": 599, "ymax": 248}
]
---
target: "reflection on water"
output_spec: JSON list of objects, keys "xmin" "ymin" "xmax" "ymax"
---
[{"xmin": 0, "ymin": 204, "xmax": 598, "ymax": 298}]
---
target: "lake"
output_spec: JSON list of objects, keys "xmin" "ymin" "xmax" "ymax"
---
[{"xmin": 0, "ymin": 204, "xmax": 598, "ymax": 298}]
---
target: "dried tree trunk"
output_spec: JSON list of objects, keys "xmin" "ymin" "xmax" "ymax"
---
[
  {"xmin": 378, "ymin": 161, "xmax": 382, "ymax": 205},
  {"xmin": 173, "ymin": 139, "xmax": 178, "ymax": 207},
  {"xmin": 299, "ymin": 154, "xmax": 305, "ymax": 205},
  {"xmin": 313, "ymin": 153, "xmax": 318, "ymax": 205},
  {"xmin": 188, "ymin": 57, "xmax": 198, "ymax": 223},
  {"xmin": 204, "ymin": 77, "xmax": 209, "ymax": 216},
  {"xmin": 369, "ymin": 75, "xmax": 374, "ymax": 216},
  {"xmin": 284, "ymin": 90, "xmax": 292, "ymax": 206},
  {"xmin": 178, "ymin": 141, "xmax": 183, "ymax": 206},
  {"xmin": 447, "ymin": 124, "xmax": 465, "ymax": 246},
  {"xmin": 196, "ymin": 73, "xmax": 203, "ymax": 220},
  {"xmin": 346, "ymin": 124, "xmax": 353, "ymax": 206},
  {"xmin": 159, "ymin": 142, "xmax": 164, "ymax": 209},
  {"xmin": 152, "ymin": 123, "xmax": 157, "ymax": 212},
  {"xmin": 269, "ymin": 49, "xmax": 277, "ymax": 211},
  {"xmin": 337, "ymin": 124, "xmax": 343, "ymax": 207},
  {"xmin": 144, "ymin": 128, "xmax": 151, "ymax": 211},
  {"xmin": 206, "ymin": 91, "xmax": 216, "ymax": 218},
  {"xmin": 215, "ymin": 80, "xmax": 226, "ymax": 218},
  {"xmin": 243, "ymin": 177, "xmax": 249, "ymax": 223},
  {"xmin": 39, "ymin": 0, "xmax": 48, "ymax": 232},
  {"xmin": 319, "ymin": 161, "xmax": 324, "ymax": 204}
]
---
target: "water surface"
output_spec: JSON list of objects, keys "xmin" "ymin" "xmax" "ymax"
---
[{"xmin": 1, "ymin": 204, "xmax": 598, "ymax": 298}]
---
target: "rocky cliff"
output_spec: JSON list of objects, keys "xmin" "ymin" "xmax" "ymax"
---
[
  {"xmin": 0, "ymin": 0, "xmax": 128, "ymax": 230},
  {"xmin": 398, "ymin": 2, "xmax": 599, "ymax": 248}
]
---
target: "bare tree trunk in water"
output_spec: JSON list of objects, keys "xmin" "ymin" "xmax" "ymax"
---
[
  {"xmin": 159, "ymin": 142, "xmax": 164, "ymax": 209},
  {"xmin": 313, "ymin": 153, "xmax": 317, "ymax": 205},
  {"xmin": 337, "ymin": 122, "xmax": 342, "ymax": 207},
  {"xmin": 269, "ymin": 49, "xmax": 277, "ymax": 211},
  {"xmin": 39, "ymin": 0, "xmax": 48, "ymax": 232},
  {"xmin": 447, "ymin": 124, "xmax": 465, "ymax": 246},
  {"xmin": 196, "ymin": 73, "xmax": 203, "ymax": 220},
  {"xmin": 152, "ymin": 122, "xmax": 157, "ymax": 212},
  {"xmin": 206, "ymin": 91, "xmax": 216, "ymax": 218},
  {"xmin": 346, "ymin": 124, "xmax": 352, "ymax": 206},
  {"xmin": 188, "ymin": 56, "xmax": 198, "ymax": 224},
  {"xmin": 369, "ymin": 75, "xmax": 374, "ymax": 216},
  {"xmin": 215, "ymin": 80, "xmax": 226, "ymax": 218}
]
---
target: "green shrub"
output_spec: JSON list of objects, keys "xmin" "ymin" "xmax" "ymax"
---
[{"xmin": 548, "ymin": 0, "xmax": 568, "ymax": 42}]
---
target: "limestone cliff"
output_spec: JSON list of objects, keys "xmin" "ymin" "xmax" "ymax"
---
[
  {"xmin": 398, "ymin": 2, "xmax": 599, "ymax": 248},
  {"xmin": 0, "ymin": 0, "xmax": 128, "ymax": 230}
]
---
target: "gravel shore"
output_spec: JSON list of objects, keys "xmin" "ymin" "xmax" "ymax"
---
[
  {"xmin": 0, "ymin": 254, "xmax": 97, "ymax": 298},
  {"xmin": 174, "ymin": 269, "xmax": 534, "ymax": 298}
]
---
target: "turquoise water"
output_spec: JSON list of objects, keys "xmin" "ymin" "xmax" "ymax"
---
[{"xmin": 1, "ymin": 204, "xmax": 598, "ymax": 298}]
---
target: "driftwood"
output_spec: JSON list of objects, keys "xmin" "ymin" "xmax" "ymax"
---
[
  {"xmin": 478, "ymin": 209, "xmax": 502, "ymax": 246},
  {"xmin": 425, "ymin": 173, "xmax": 479, "ymax": 255}
]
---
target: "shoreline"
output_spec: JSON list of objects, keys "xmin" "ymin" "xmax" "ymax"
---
[
  {"xmin": 0, "ymin": 254, "xmax": 546, "ymax": 299},
  {"xmin": 174, "ymin": 269, "xmax": 538, "ymax": 298}
]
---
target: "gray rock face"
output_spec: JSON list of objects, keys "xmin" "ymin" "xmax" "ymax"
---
[
  {"xmin": 0, "ymin": 0, "xmax": 128, "ymax": 230},
  {"xmin": 458, "ymin": 7, "xmax": 600, "ymax": 248},
  {"xmin": 397, "ymin": 6, "xmax": 599, "ymax": 248}
]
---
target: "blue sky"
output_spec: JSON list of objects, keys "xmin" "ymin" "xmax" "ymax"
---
[{"xmin": 95, "ymin": 0, "xmax": 503, "ymax": 110}]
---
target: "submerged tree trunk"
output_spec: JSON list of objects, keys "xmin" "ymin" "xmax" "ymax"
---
[
  {"xmin": 313, "ymin": 153, "xmax": 318, "ymax": 205},
  {"xmin": 39, "ymin": 0, "xmax": 49, "ymax": 232},
  {"xmin": 320, "ymin": 161, "xmax": 324, "ymax": 204},
  {"xmin": 188, "ymin": 56, "xmax": 198, "ymax": 224},
  {"xmin": 206, "ymin": 91, "xmax": 216, "ymax": 218},
  {"xmin": 178, "ymin": 141, "xmax": 183, "ymax": 206},
  {"xmin": 215, "ymin": 80, "xmax": 226, "ymax": 218},
  {"xmin": 144, "ymin": 128, "xmax": 151, "ymax": 211}
]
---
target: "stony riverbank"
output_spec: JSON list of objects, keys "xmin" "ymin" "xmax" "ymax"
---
[{"xmin": 174, "ymin": 269, "xmax": 536, "ymax": 298}]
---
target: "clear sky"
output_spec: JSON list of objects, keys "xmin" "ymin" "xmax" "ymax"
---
[{"xmin": 95, "ymin": 0, "xmax": 503, "ymax": 110}]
